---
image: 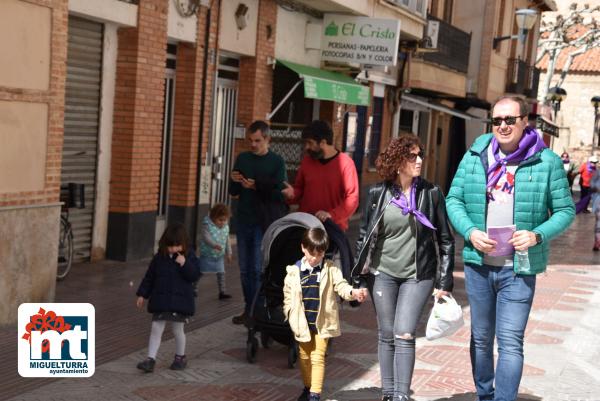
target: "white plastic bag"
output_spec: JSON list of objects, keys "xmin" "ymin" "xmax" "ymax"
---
[{"xmin": 425, "ymin": 295, "xmax": 464, "ymax": 340}]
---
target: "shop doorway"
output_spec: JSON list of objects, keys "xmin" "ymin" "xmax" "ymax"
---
[
  {"xmin": 210, "ymin": 54, "xmax": 239, "ymax": 205},
  {"xmin": 155, "ymin": 44, "xmax": 177, "ymax": 244}
]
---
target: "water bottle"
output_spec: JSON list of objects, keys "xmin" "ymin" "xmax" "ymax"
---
[{"xmin": 515, "ymin": 249, "xmax": 531, "ymax": 271}]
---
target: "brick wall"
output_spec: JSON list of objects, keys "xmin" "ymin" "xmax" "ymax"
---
[
  {"xmin": 0, "ymin": 0, "xmax": 67, "ymax": 208},
  {"xmin": 234, "ymin": 0, "xmax": 277, "ymax": 156},
  {"xmin": 107, "ymin": 0, "xmax": 169, "ymax": 260},
  {"xmin": 110, "ymin": 0, "xmax": 168, "ymax": 214}
]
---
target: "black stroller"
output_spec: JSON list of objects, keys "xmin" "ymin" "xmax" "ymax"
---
[{"xmin": 245, "ymin": 212, "xmax": 325, "ymax": 368}]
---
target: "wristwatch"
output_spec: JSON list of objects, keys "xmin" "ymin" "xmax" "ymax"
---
[{"xmin": 534, "ymin": 232, "xmax": 543, "ymax": 244}]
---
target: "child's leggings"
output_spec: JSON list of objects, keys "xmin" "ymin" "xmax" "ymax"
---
[
  {"xmin": 147, "ymin": 320, "xmax": 186, "ymax": 359},
  {"xmin": 217, "ymin": 272, "xmax": 226, "ymax": 293},
  {"xmin": 298, "ymin": 333, "xmax": 329, "ymax": 394}
]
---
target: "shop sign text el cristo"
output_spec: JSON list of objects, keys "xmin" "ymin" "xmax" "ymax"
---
[{"xmin": 321, "ymin": 14, "xmax": 401, "ymax": 67}]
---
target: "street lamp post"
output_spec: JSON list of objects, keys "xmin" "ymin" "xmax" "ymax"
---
[
  {"xmin": 493, "ymin": 9, "xmax": 538, "ymax": 49},
  {"xmin": 546, "ymin": 86, "xmax": 567, "ymax": 121},
  {"xmin": 592, "ymin": 96, "xmax": 600, "ymax": 153}
]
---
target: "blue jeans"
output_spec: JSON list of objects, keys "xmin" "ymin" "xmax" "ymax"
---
[
  {"xmin": 236, "ymin": 222, "xmax": 263, "ymax": 314},
  {"xmin": 465, "ymin": 264, "xmax": 536, "ymax": 401},
  {"xmin": 372, "ymin": 271, "xmax": 433, "ymax": 399}
]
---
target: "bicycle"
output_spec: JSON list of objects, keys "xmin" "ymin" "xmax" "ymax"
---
[
  {"xmin": 57, "ymin": 183, "xmax": 85, "ymax": 280},
  {"xmin": 57, "ymin": 206, "xmax": 74, "ymax": 280}
]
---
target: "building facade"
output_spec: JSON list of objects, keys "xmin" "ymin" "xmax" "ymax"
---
[{"xmin": 0, "ymin": 0, "xmax": 557, "ymax": 324}]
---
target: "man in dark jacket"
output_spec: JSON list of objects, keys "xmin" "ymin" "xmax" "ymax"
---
[{"xmin": 229, "ymin": 120, "xmax": 288, "ymax": 325}]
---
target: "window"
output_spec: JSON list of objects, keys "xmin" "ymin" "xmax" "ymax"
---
[{"xmin": 389, "ymin": 0, "xmax": 427, "ymax": 17}]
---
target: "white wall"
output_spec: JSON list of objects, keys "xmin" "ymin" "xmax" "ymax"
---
[
  {"xmin": 274, "ymin": 6, "xmax": 321, "ymax": 67},
  {"xmin": 68, "ymin": 0, "xmax": 136, "ymax": 27},
  {"xmin": 219, "ymin": 0, "xmax": 259, "ymax": 56},
  {"xmin": 168, "ymin": 0, "xmax": 197, "ymax": 43}
]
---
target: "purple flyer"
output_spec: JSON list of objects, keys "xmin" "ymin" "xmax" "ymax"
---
[{"xmin": 486, "ymin": 225, "xmax": 516, "ymax": 257}]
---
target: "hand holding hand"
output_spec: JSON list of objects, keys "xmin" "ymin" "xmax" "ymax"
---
[
  {"xmin": 213, "ymin": 244, "xmax": 223, "ymax": 251},
  {"xmin": 509, "ymin": 230, "xmax": 537, "ymax": 251},
  {"xmin": 136, "ymin": 296, "xmax": 144, "ymax": 309},
  {"xmin": 281, "ymin": 181, "xmax": 295, "ymax": 200},
  {"xmin": 315, "ymin": 210, "xmax": 332, "ymax": 222},
  {"xmin": 175, "ymin": 253, "xmax": 186, "ymax": 266},
  {"xmin": 352, "ymin": 288, "xmax": 367, "ymax": 303},
  {"xmin": 469, "ymin": 229, "xmax": 497, "ymax": 253}
]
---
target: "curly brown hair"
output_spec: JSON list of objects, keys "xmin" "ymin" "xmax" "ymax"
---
[
  {"xmin": 375, "ymin": 134, "xmax": 423, "ymax": 181},
  {"xmin": 209, "ymin": 203, "xmax": 230, "ymax": 220}
]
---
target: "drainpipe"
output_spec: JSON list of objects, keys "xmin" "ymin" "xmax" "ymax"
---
[{"xmin": 192, "ymin": 2, "xmax": 214, "ymax": 250}]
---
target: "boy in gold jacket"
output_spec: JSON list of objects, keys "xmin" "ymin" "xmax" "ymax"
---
[{"xmin": 283, "ymin": 228, "xmax": 366, "ymax": 401}]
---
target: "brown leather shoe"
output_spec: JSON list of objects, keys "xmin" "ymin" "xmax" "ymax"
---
[{"xmin": 232, "ymin": 312, "xmax": 247, "ymax": 325}]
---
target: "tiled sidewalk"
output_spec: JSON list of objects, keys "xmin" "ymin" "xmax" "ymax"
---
[{"xmin": 6, "ymin": 214, "xmax": 600, "ymax": 401}]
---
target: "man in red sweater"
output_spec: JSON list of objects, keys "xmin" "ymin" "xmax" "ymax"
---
[{"xmin": 282, "ymin": 120, "xmax": 359, "ymax": 231}]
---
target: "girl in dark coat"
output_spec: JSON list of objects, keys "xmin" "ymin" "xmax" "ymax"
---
[{"xmin": 135, "ymin": 223, "xmax": 201, "ymax": 373}]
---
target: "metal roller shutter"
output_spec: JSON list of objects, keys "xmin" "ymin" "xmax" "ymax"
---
[{"xmin": 61, "ymin": 17, "xmax": 103, "ymax": 263}]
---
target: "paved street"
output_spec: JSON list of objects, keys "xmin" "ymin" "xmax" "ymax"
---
[{"xmin": 3, "ymin": 213, "xmax": 600, "ymax": 401}]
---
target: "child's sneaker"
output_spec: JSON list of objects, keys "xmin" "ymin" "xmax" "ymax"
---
[
  {"xmin": 169, "ymin": 354, "xmax": 187, "ymax": 370},
  {"xmin": 297, "ymin": 387, "xmax": 310, "ymax": 401},
  {"xmin": 308, "ymin": 392, "xmax": 320, "ymax": 401},
  {"xmin": 218, "ymin": 292, "xmax": 232, "ymax": 300},
  {"xmin": 136, "ymin": 357, "xmax": 155, "ymax": 373}
]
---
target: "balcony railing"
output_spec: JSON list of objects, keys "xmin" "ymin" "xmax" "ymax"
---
[
  {"xmin": 506, "ymin": 58, "xmax": 540, "ymax": 98},
  {"xmin": 421, "ymin": 16, "xmax": 471, "ymax": 74}
]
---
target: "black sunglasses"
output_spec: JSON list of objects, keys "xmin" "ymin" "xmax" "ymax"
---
[
  {"xmin": 407, "ymin": 151, "xmax": 425, "ymax": 162},
  {"xmin": 491, "ymin": 115, "xmax": 526, "ymax": 126}
]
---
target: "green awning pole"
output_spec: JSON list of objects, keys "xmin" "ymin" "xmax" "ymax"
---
[{"xmin": 266, "ymin": 78, "xmax": 304, "ymax": 121}]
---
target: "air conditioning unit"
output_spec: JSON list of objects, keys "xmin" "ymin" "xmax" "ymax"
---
[{"xmin": 423, "ymin": 20, "xmax": 440, "ymax": 49}]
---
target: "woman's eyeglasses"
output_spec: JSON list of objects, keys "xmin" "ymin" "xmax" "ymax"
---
[
  {"xmin": 407, "ymin": 151, "xmax": 425, "ymax": 162},
  {"xmin": 491, "ymin": 115, "xmax": 526, "ymax": 126}
]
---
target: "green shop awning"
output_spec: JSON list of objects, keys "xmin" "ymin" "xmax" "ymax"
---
[{"xmin": 277, "ymin": 59, "xmax": 370, "ymax": 106}]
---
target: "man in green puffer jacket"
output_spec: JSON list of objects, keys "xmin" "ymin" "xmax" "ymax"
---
[{"xmin": 446, "ymin": 95, "xmax": 574, "ymax": 401}]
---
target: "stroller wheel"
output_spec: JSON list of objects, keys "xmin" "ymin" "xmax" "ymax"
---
[
  {"xmin": 260, "ymin": 331, "xmax": 273, "ymax": 349},
  {"xmin": 287, "ymin": 343, "xmax": 298, "ymax": 369},
  {"xmin": 246, "ymin": 337, "xmax": 258, "ymax": 364}
]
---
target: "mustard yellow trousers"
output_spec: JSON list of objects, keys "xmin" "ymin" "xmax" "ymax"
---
[{"xmin": 297, "ymin": 332, "xmax": 329, "ymax": 394}]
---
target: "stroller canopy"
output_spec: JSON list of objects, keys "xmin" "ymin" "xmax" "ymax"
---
[{"xmin": 261, "ymin": 212, "xmax": 324, "ymax": 269}]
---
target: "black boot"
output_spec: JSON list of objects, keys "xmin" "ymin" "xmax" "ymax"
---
[
  {"xmin": 169, "ymin": 354, "xmax": 187, "ymax": 370},
  {"xmin": 136, "ymin": 357, "xmax": 155, "ymax": 373},
  {"xmin": 297, "ymin": 387, "xmax": 310, "ymax": 401},
  {"xmin": 219, "ymin": 292, "xmax": 232, "ymax": 300}
]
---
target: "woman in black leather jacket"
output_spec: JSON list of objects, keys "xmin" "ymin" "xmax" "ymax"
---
[{"xmin": 353, "ymin": 134, "xmax": 454, "ymax": 401}]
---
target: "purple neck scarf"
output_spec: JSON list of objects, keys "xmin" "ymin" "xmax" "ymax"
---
[
  {"xmin": 587, "ymin": 162, "xmax": 596, "ymax": 172},
  {"xmin": 390, "ymin": 178, "xmax": 436, "ymax": 230},
  {"xmin": 487, "ymin": 127, "xmax": 547, "ymax": 190}
]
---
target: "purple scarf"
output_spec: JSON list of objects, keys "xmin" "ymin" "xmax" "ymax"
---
[
  {"xmin": 587, "ymin": 162, "xmax": 596, "ymax": 173},
  {"xmin": 487, "ymin": 127, "xmax": 547, "ymax": 190},
  {"xmin": 390, "ymin": 178, "xmax": 436, "ymax": 230}
]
